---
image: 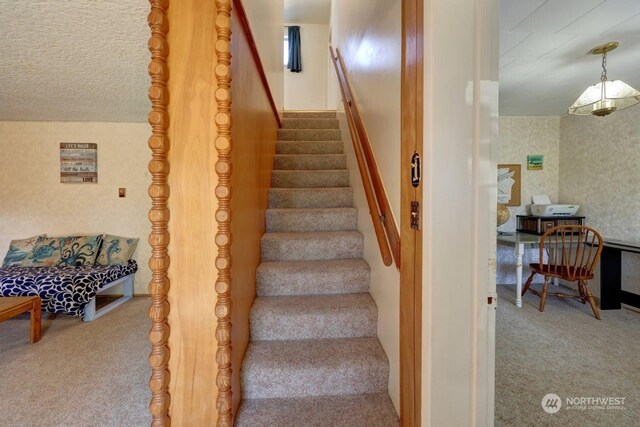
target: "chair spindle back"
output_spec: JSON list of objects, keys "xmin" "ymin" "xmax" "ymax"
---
[{"xmin": 538, "ymin": 225, "xmax": 604, "ymax": 281}]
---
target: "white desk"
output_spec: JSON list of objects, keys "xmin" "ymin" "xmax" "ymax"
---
[{"xmin": 497, "ymin": 232, "xmax": 558, "ymax": 308}]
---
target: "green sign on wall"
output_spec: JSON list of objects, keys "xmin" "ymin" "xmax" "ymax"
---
[{"xmin": 527, "ymin": 154, "xmax": 543, "ymax": 170}]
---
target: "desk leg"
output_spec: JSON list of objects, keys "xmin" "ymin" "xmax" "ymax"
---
[
  {"xmin": 600, "ymin": 246, "xmax": 622, "ymax": 310},
  {"xmin": 516, "ymin": 243, "xmax": 523, "ymax": 308},
  {"xmin": 30, "ymin": 300, "xmax": 41, "ymax": 343}
]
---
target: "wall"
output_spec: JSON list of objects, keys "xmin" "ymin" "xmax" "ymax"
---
[
  {"xmin": 284, "ymin": 23, "xmax": 329, "ymax": 110},
  {"xmin": 330, "ymin": 0, "xmax": 402, "ymax": 411},
  {"xmin": 559, "ymin": 108, "xmax": 640, "ymax": 297},
  {"xmin": 230, "ymin": 7, "xmax": 279, "ymax": 416},
  {"xmin": 0, "ymin": 121, "xmax": 150, "ymax": 294},
  {"xmin": 496, "ymin": 117, "xmax": 560, "ymax": 284},
  {"xmin": 421, "ymin": 0, "xmax": 498, "ymax": 424},
  {"xmin": 242, "ymin": 0, "xmax": 284, "ymax": 113}
]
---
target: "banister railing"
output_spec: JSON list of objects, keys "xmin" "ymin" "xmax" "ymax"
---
[{"xmin": 329, "ymin": 46, "xmax": 401, "ymax": 269}]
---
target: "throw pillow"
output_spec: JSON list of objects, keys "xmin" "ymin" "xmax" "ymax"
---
[
  {"xmin": 2, "ymin": 235, "xmax": 45, "ymax": 267},
  {"xmin": 58, "ymin": 235, "xmax": 104, "ymax": 267},
  {"xmin": 96, "ymin": 235, "xmax": 139, "ymax": 266},
  {"xmin": 21, "ymin": 236, "xmax": 65, "ymax": 267}
]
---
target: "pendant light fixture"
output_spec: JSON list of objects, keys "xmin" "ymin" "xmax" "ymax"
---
[{"xmin": 568, "ymin": 41, "xmax": 640, "ymax": 117}]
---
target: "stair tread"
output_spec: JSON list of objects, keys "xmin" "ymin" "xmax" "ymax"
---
[
  {"xmin": 272, "ymin": 169, "xmax": 349, "ymax": 188},
  {"xmin": 276, "ymin": 140, "xmax": 344, "ymax": 154},
  {"xmin": 269, "ymin": 187, "xmax": 354, "ymax": 208},
  {"xmin": 252, "ymin": 293, "xmax": 376, "ymax": 317},
  {"xmin": 244, "ymin": 336, "xmax": 386, "ymax": 367},
  {"xmin": 250, "ymin": 294, "xmax": 377, "ymax": 340},
  {"xmin": 278, "ymin": 129, "xmax": 341, "ymax": 141},
  {"xmin": 281, "ymin": 118, "xmax": 339, "ymax": 129},
  {"xmin": 267, "ymin": 207, "xmax": 356, "ymax": 213},
  {"xmin": 262, "ymin": 230, "xmax": 363, "ymax": 241},
  {"xmin": 256, "ymin": 259, "xmax": 370, "ymax": 296},
  {"xmin": 258, "ymin": 258, "xmax": 369, "ymax": 273},
  {"xmin": 283, "ymin": 111, "xmax": 337, "ymax": 118},
  {"xmin": 266, "ymin": 207, "xmax": 357, "ymax": 232},
  {"xmin": 235, "ymin": 393, "xmax": 399, "ymax": 427}
]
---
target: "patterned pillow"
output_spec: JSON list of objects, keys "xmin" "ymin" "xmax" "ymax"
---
[
  {"xmin": 58, "ymin": 235, "xmax": 104, "ymax": 267},
  {"xmin": 2, "ymin": 235, "xmax": 45, "ymax": 267},
  {"xmin": 21, "ymin": 236, "xmax": 65, "ymax": 267},
  {"xmin": 96, "ymin": 235, "xmax": 139, "ymax": 266}
]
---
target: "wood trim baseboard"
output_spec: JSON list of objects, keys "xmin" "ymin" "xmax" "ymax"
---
[
  {"xmin": 146, "ymin": 0, "xmax": 171, "ymax": 425},
  {"xmin": 232, "ymin": 0, "xmax": 282, "ymax": 128}
]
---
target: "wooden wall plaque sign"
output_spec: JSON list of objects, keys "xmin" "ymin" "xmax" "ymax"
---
[{"xmin": 60, "ymin": 143, "xmax": 98, "ymax": 183}]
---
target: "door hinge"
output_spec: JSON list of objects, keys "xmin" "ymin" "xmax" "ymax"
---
[{"xmin": 410, "ymin": 201, "xmax": 420, "ymax": 230}]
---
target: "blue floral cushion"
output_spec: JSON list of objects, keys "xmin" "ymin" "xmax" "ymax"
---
[
  {"xmin": 96, "ymin": 235, "xmax": 139, "ymax": 266},
  {"xmin": 58, "ymin": 235, "xmax": 104, "ymax": 266},
  {"xmin": 2, "ymin": 235, "xmax": 45, "ymax": 267},
  {"xmin": 20, "ymin": 236, "xmax": 64, "ymax": 267},
  {"xmin": 20, "ymin": 235, "xmax": 103, "ymax": 267}
]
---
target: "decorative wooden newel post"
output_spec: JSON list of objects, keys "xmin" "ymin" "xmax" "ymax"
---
[
  {"xmin": 214, "ymin": 1, "xmax": 233, "ymax": 426},
  {"xmin": 147, "ymin": 0, "xmax": 171, "ymax": 425}
]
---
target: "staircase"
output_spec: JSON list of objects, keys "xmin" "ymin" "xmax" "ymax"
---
[{"xmin": 235, "ymin": 111, "xmax": 399, "ymax": 426}]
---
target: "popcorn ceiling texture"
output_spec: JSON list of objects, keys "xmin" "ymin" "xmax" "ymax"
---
[
  {"xmin": 560, "ymin": 108, "xmax": 640, "ymax": 297},
  {"xmin": 497, "ymin": 117, "xmax": 560, "ymax": 285},
  {"xmin": 0, "ymin": 0, "xmax": 149, "ymax": 122},
  {"xmin": 0, "ymin": 121, "xmax": 151, "ymax": 294}
]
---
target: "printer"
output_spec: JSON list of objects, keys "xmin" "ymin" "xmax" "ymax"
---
[{"xmin": 530, "ymin": 194, "xmax": 580, "ymax": 217}]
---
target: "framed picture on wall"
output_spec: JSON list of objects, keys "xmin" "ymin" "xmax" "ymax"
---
[{"xmin": 497, "ymin": 164, "xmax": 521, "ymax": 206}]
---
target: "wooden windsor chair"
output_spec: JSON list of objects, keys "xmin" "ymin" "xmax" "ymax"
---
[{"xmin": 521, "ymin": 225, "xmax": 604, "ymax": 319}]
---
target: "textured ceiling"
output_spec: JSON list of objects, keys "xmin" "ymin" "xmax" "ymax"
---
[
  {"xmin": 4, "ymin": 1, "xmax": 638, "ymax": 121},
  {"xmin": 500, "ymin": 0, "xmax": 640, "ymax": 116},
  {"xmin": 0, "ymin": 0, "xmax": 149, "ymax": 122},
  {"xmin": 285, "ymin": 0, "xmax": 331, "ymax": 24}
]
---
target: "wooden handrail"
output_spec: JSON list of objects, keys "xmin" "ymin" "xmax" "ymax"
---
[
  {"xmin": 330, "ymin": 46, "xmax": 401, "ymax": 269},
  {"xmin": 233, "ymin": 0, "xmax": 282, "ymax": 127}
]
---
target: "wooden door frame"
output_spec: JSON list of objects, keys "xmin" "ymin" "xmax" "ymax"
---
[{"xmin": 400, "ymin": 0, "xmax": 424, "ymax": 425}]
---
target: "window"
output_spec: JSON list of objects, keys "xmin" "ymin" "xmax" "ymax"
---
[{"xmin": 283, "ymin": 35, "xmax": 289, "ymax": 67}]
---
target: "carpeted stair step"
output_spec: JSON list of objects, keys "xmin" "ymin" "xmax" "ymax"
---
[
  {"xmin": 269, "ymin": 187, "xmax": 353, "ymax": 209},
  {"xmin": 276, "ymin": 140, "xmax": 344, "ymax": 155},
  {"xmin": 272, "ymin": 170, "xmax": 349, "ymax": 188},
  {"xmin": 266, "ymin": 208, "xmax": 357, "ymax": 232},
  {"xmin": 241, "ymin": 337, "xmax": 389, "ymax": 399},
  {"xmin": 261, "ymin": 231, "xmax": 364, "ymax": 261},
  {"xmin": 256, "ymin": 259, "xmax": 370, "ymax": 296},
  {"xmin": 283, "ymin": 111, "xmax": 337, "ymax": 118},
  {"xmin": 273, "ymin": 154, "xmax": 346, "ymax": 170},
  {"xmin": 282, "ymin": 118, "xmax": 340, "ymax": 129},
  {"xmin": 250, "ymin": 293, "xmax": 377, "ymax": 341},
  {"xmin": 278, "ymin": 129, "xmax": 342, "ymax": 141},
  {"xmin": 235, "ymin": 393, "xmax": 399, "ymax": 426}
]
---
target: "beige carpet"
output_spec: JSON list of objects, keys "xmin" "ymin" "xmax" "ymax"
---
[
  {"xmin": 236, "ymin": 111, "xmax": 398, "ymax": 425},
  {"xmin": 0, "ymin": 297, "xmax": 151, "ymax": 427},
  {"xmin": 496, "ymin": 284, "xmax": 640, "ymax": 426}
]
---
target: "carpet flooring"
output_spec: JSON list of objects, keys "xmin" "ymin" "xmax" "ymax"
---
[
  {"xmin": 0, "ymin": 297, "xmax": 151, "ymax": 427},
  {"xmin": 496, "ymin": 284, "xmax": 640, "ymax": 426},
  {"xmin": 235, "ymin": 111, "xmax": 398, "ymax": 425}
]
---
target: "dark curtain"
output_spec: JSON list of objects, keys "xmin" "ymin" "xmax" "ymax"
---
[{"xmin": 287, "ymin": 26, "xmax": 302, "ymax": 73}]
